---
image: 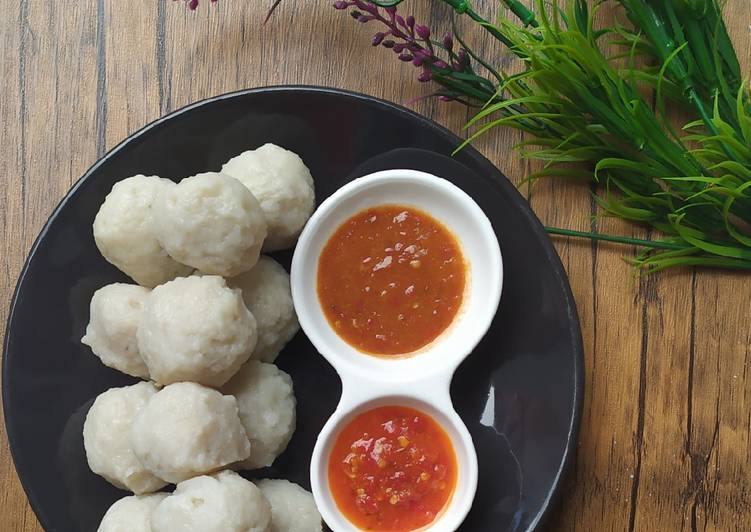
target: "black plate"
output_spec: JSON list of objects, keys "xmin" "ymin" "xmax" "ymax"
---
[{"xmin": 3, "ymin": 86, "xmax": 583, "ymax": 532}]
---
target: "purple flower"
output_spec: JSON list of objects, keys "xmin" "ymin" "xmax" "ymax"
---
[
  {"xmin": 415, "ymin": 25, "xmax": 430, "ymax": 40},
  {"xmin": 331, "ymin": 0, "xmax": 484, "ymax": 106},
  {"xmin": 177, "ymin": 0, "xmax": 217, "ymax": 9},
  {"xmin": 418, "ymin": 70, "xmax": 432, "ymax": 83},
  {"xmin": 414, "ymin": 49, "xmax": 432, "ymax": 60},
  {"xmin": 354, "ymin": 0, "xmax": 376, "ymax": 13},
  {"xmin": 443, "ymin": 32, "xmax": 454, "ymax": 51}
]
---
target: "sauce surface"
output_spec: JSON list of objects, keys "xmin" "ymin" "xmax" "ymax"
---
[
  {"xmin": 329, "ymin": 405, "xmax": 457, "ymax": 532},
  {"xmin": 317, "ymin": 205, "xmax": 465, "ymax": 355}
]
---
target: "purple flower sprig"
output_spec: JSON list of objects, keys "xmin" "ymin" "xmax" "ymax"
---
[
  {"xmin": 333, "ymin": 1, "xmax": 495, "ymax": 104},
  {"xmin": 176, "ymin": 0, "xmax": 217, "ymax": 10}
]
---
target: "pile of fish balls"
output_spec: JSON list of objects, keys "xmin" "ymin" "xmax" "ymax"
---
[{"xmin": 82, "ymin": 144, "xmax": 321, "ymax": 531}]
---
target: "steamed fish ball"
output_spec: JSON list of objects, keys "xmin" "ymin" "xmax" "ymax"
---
[
  {"xmin": 82, "ymin": 283, "xmax": 150, "ymax": 379},
  {"xmin": 93, "ymin": 175, "xmax": 192, "ymax": 287},
  {"xmin": 151, "ymin": 470, "xmax": 271, "ymax": 532},
  {"xmin": 257, "ymin": 479, "xmax": 322, "ymax": 532},
  {"xmin": 220, "ymin": 360, "xmax": 296, "ymax": 470},
  {"xmin": 154, "ymin": 172, "xmax": 267, "ymax": 277},
  {"xmin": 83, "ymin": 382, "xmax": 167, "ymax": 494},
  {"xmin": 230, "ymin": 256, "xmax": 299, "ymax": 363},
  {"xmin": 131, "ymin": 382, "xmax": 250, "ymax": 484},
  {"xmin": 221, "ymin": 143, "xmax": 314, "ymax": 251},
  {"xmin": 97, "ymin": 493, "xmax": 168, "ymax": 532},
  {"xmin": 137, "ymin": 275, "xmax": 257, "ymax": 387}
]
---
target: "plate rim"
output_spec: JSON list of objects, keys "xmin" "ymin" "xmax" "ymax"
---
[{"xmin": 2, "ymin": 85, "xmax": 584, "ymax": 531}]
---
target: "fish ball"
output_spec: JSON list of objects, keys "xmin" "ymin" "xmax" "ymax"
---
[
  {"xmin": 137, "ymin": 275, "xmax": 256, "ymax": 387},
  {"xmin": 82, "ymin": 283, "xmax": 151, "ymax": 379},
  {"xmin": 221, "ymin": 360, "xmax": 296, "ymax": 470},
  {"xmin": 83, "ymin": 382, "xmax": 166, "ymax": 494},
  {"xmin": 257, "ymin": 479, "xmax": 322, "ymax": 532},
  {"xmin": 151, "ymin": 470, "xmax": 270, "ymax": 532},
  {"xmin": 93, "ymin": 175, "xmax": 191, "ymax": 287},
  {"xmin": 131, "ymin": 382, "xmax": 250, "ymax": 484},
  {"xmin": 222, "ymin": 144, "xmax": 314, "ymax": 251},
  {"xmin": 97, "ymin": 493, "xmax": 168, "ymax": 532},
  {"xmin": 230, "ymin": 256, "xmax": 298, "ymax": 363},
  {"xmin": 154, "ymin": 172, "xmax": 267, "ymax": 276}
]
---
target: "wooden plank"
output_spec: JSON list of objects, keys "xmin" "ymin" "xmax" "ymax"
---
[
  {"xmin": 688, "ymin": 270, "xmax": 751, "ymax": 532},
  {"xmin": 1, "ymin": 0, "xmax": 102, "ymax": 530},
  {"xmin": 688, "ymin": 10, "xmax": 751, "ymax": 531},
  {"xmin": 611, "ymin": 6, "xmax": 751, "ymax": 531},
  {"xmin": 0, "ymin": 1, "xmax": 36, "ymax": 530},
  {"xmin": 103, "ymin": 0, "xmax": 161, "ymax": 148}
]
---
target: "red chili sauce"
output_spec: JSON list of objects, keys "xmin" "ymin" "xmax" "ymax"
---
[
  {"xmin": 328, "ymin": 406, "xmax": 458, "ymax": 531},
  {"xmin": 317, "ymin": 205, "xmax": 465, "ymax": 355}
]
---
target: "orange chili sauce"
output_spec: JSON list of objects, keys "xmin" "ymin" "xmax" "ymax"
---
[
  {"xmin": 329, "ymin": 406, "xmax": 458, "ymax": 532},
  {"xmin": 317, "ymin": 205, "xmax": 465, "ymax": 355}
]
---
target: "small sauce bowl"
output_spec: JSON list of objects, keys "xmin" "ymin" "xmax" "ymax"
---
[{"xmin": 291, "ymin": 169, "xmax": 503, "ymax": 531}]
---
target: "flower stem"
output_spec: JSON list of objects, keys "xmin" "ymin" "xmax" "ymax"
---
[{"xmin": 545, "ymin": 227, "xmax": 687, "ymax": 250}]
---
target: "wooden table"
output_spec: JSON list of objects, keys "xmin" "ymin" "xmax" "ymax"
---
[{"xmin": 1, "ymin": 1, "xmax": 749, "ymax": 530}]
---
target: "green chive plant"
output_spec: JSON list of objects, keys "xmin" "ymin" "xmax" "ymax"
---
[{"xmin": 339, "ymin": 0, "xmax": 751, "ymax": 272}]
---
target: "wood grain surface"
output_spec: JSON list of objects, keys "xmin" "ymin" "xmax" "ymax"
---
[{"xmin": 1, "ymin": 1, "xmax": 750, "ymax": 530}]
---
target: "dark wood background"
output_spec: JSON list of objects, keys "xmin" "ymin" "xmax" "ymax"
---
[{"xmin": 1, "ymin": 1, "xmax": 750, "ymax": 530}]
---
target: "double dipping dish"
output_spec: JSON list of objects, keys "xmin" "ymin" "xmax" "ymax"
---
[{"xmin": 291, "ymin": 169, "xmax": 503, "ymax": 532}]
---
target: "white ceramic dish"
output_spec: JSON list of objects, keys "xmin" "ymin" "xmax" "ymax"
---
[{"xmin": 291, "ymin": 169, "xmax": 503, "ymax": 531}]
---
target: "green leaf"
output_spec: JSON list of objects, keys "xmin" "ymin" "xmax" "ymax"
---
[
  {"xmin": 736, "ymin": 81, "xmax": 751, "ymax": 144},
  {"xmin": 722, "ymin": 180, "xmax": 751, "ymax": 247},
  {"xmin": 671, "ymin": 214, "xmax": 751, "ymax": 259}
]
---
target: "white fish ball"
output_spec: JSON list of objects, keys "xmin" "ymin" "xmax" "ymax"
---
[
  {"xmin": 230, "ymin": 256, "xmax": 299, "ymax": 363},
  {"xmin": 154, "ymin": 172, "xmax": 267, "ymax": 277},
  {"xmin": 137, "ymin": 275, "xmax": 257, "ymax": 387},
  {"xmin": 97, "ymin": 493, "xmax": 168, "ymax": 532},
  {"xmin": 130, "ymin": 382, "xmax": 250, "ymax": 484},
  {"xmin": 93, "ymin": 175, "xmax": 192, "ymax": 287},
  {"xmin": 83, "ymin": 382, "xmax": 166, "ymax": 494},
  {"xmin": 221, "ymin": 360, "xmax": 296, "ymax": 470},
  {"xmin": 257, "ymin": 479, "xmax": 322, "ymax": 532},
  {"xmin": 151, "ymin": 470, "xmax": 271, "ymax": 532},
  {"xmin": 82, "ymin": 283, "xmax": 151, "ymax": 379},
  {"xmin": 222, "ymin": 144, "xmax": 314, "ymax": 251}
]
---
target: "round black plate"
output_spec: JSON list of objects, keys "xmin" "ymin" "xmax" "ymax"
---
[{"xmin": 3, "ymin": 87, "xmax": 583, "ymax": 532}]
